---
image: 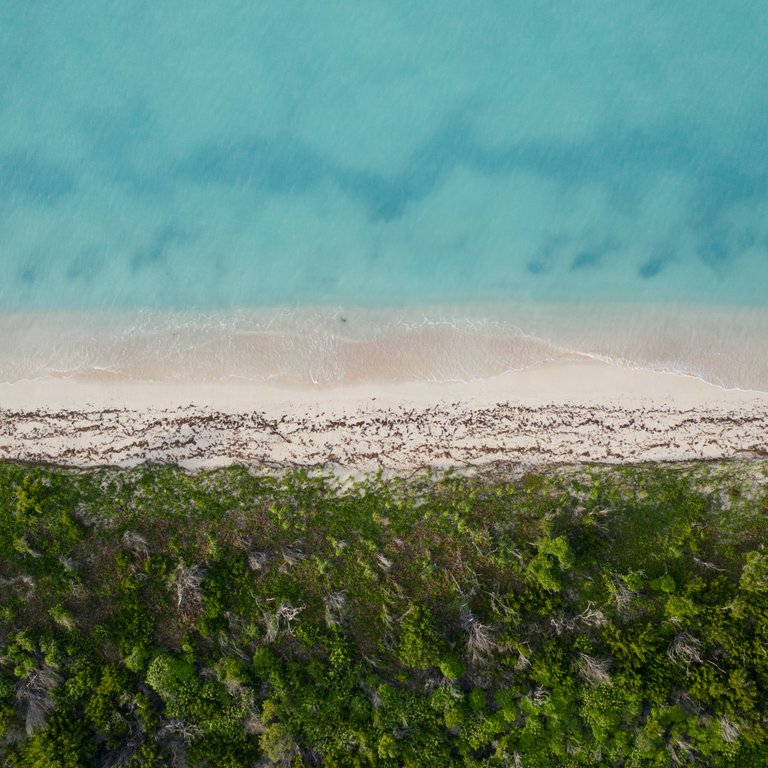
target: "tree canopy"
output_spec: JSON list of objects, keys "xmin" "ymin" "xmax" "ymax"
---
[{"xmin": 0, "ymin": 459, "xmax": 767, "ymax": 766}]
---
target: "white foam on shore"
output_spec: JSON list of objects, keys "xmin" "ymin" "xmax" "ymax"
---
[{"xmin": 0, "ymin": 303, "xmax": 766, "ymax": 392}]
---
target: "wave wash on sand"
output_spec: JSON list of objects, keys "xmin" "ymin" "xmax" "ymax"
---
[{"xmin": 1, "ymin": 304, "xmax": 768, "ymax": 391}]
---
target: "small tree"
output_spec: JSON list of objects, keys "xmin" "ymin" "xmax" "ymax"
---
[{"xmin": 397, "ymin": 605, "xmax": 441, "ymax": 670}]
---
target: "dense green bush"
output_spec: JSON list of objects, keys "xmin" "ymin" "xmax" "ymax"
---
[{"xmin": 0, "ymin": 460, "xmax": 766, "ymax": 765}]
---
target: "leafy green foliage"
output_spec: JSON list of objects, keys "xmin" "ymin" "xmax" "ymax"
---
[
  {"xmin": 397, "ymin": 604, "xmax": 441, "ymax": 670},
  {"xmin": 0, "ymin": 460, "xmax": 767, "ymax": 765}
]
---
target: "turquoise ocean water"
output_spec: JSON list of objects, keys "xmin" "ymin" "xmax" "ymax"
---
[{"xmin": 1, "ymin": 2, "xmax": 767, "ymax": 388}]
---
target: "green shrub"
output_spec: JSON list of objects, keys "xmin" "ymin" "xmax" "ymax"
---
[{"xmin": 1, "ymin": 460, "xmax": 767, "ymax": 766}]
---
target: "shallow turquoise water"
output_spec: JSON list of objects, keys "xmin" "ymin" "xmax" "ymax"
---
[
  {"xmin": 1, "ymin": 1, "xmax": 767, "ymax": 311},
  {"xmin": 1, "ymin": 3, "xmax": 768, "ymax": 390}
]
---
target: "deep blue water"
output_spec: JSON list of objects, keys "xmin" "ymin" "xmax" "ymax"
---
[{"xmin": 1, "ymin": 1, "xmax": 767, "ymax": 311}]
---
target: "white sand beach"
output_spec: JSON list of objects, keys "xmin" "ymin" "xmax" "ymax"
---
[{"xmin": 1, "ymin": 360, "xmax": 766, "ymax": 473}]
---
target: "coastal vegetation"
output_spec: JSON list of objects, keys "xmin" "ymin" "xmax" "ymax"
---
[{"xmin": 0, "ymin": 459, "xmax": 767, "ymax": 766}]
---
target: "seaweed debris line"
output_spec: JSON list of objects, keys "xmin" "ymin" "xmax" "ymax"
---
[{"xmin": 1, "ymin": 363, "xmax": 766, "ymax": 471}]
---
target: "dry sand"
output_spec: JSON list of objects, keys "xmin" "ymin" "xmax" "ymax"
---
[{"xmin": 1, "ymin": 359, "xmax": 766, "ymax": 472}]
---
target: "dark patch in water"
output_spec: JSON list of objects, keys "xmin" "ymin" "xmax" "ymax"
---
[
  {"xmin": 0, "ymin": 151, "xmax": 75, "ymax": 204},
  {"xmin": 351, "ymin": 123, "xmax": 476, "ymax": 222},
  {"xmin": 337, "ymin": 172, "xmax": 409, "ymax": 222},
  {"xmin": 697, "ymin": 240, "xmax": 729, "ymax": 269},
  {"xmin": 526, "ymin": 258, "xmax": 549, "ymax": 275},
  {"xmin": 177, "ymin": 122, "xmax": 478, "ymax": 222},
  {"xmin": 18, "ymin": 264, "xmax": 36, "ymax": 285},
  {"xmin": 570, "ymin": 250, "xmax": 603, "ymax": 271},
  {"xmin": 132, "ymin": 225, "xmax": 187, "ymax": 271},
  {"xmin": 639, "ymin": 258, "xmax": 665, "ymax": 279},
  {"xmin": 178, "ymin": 138, "xmax": 329, "ymax": 194},
  {"xmin": 173, "ymin": 110, "xmax": 768, "ymax": 271}
]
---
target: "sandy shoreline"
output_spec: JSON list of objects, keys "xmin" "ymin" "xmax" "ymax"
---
[
  {"xmin": 2, "ymin": 304, "xmax": 767, "ymax": 391},
  {"xmin": 1, "ymin": 360, "xmax": 766, "ymax": 472}
]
